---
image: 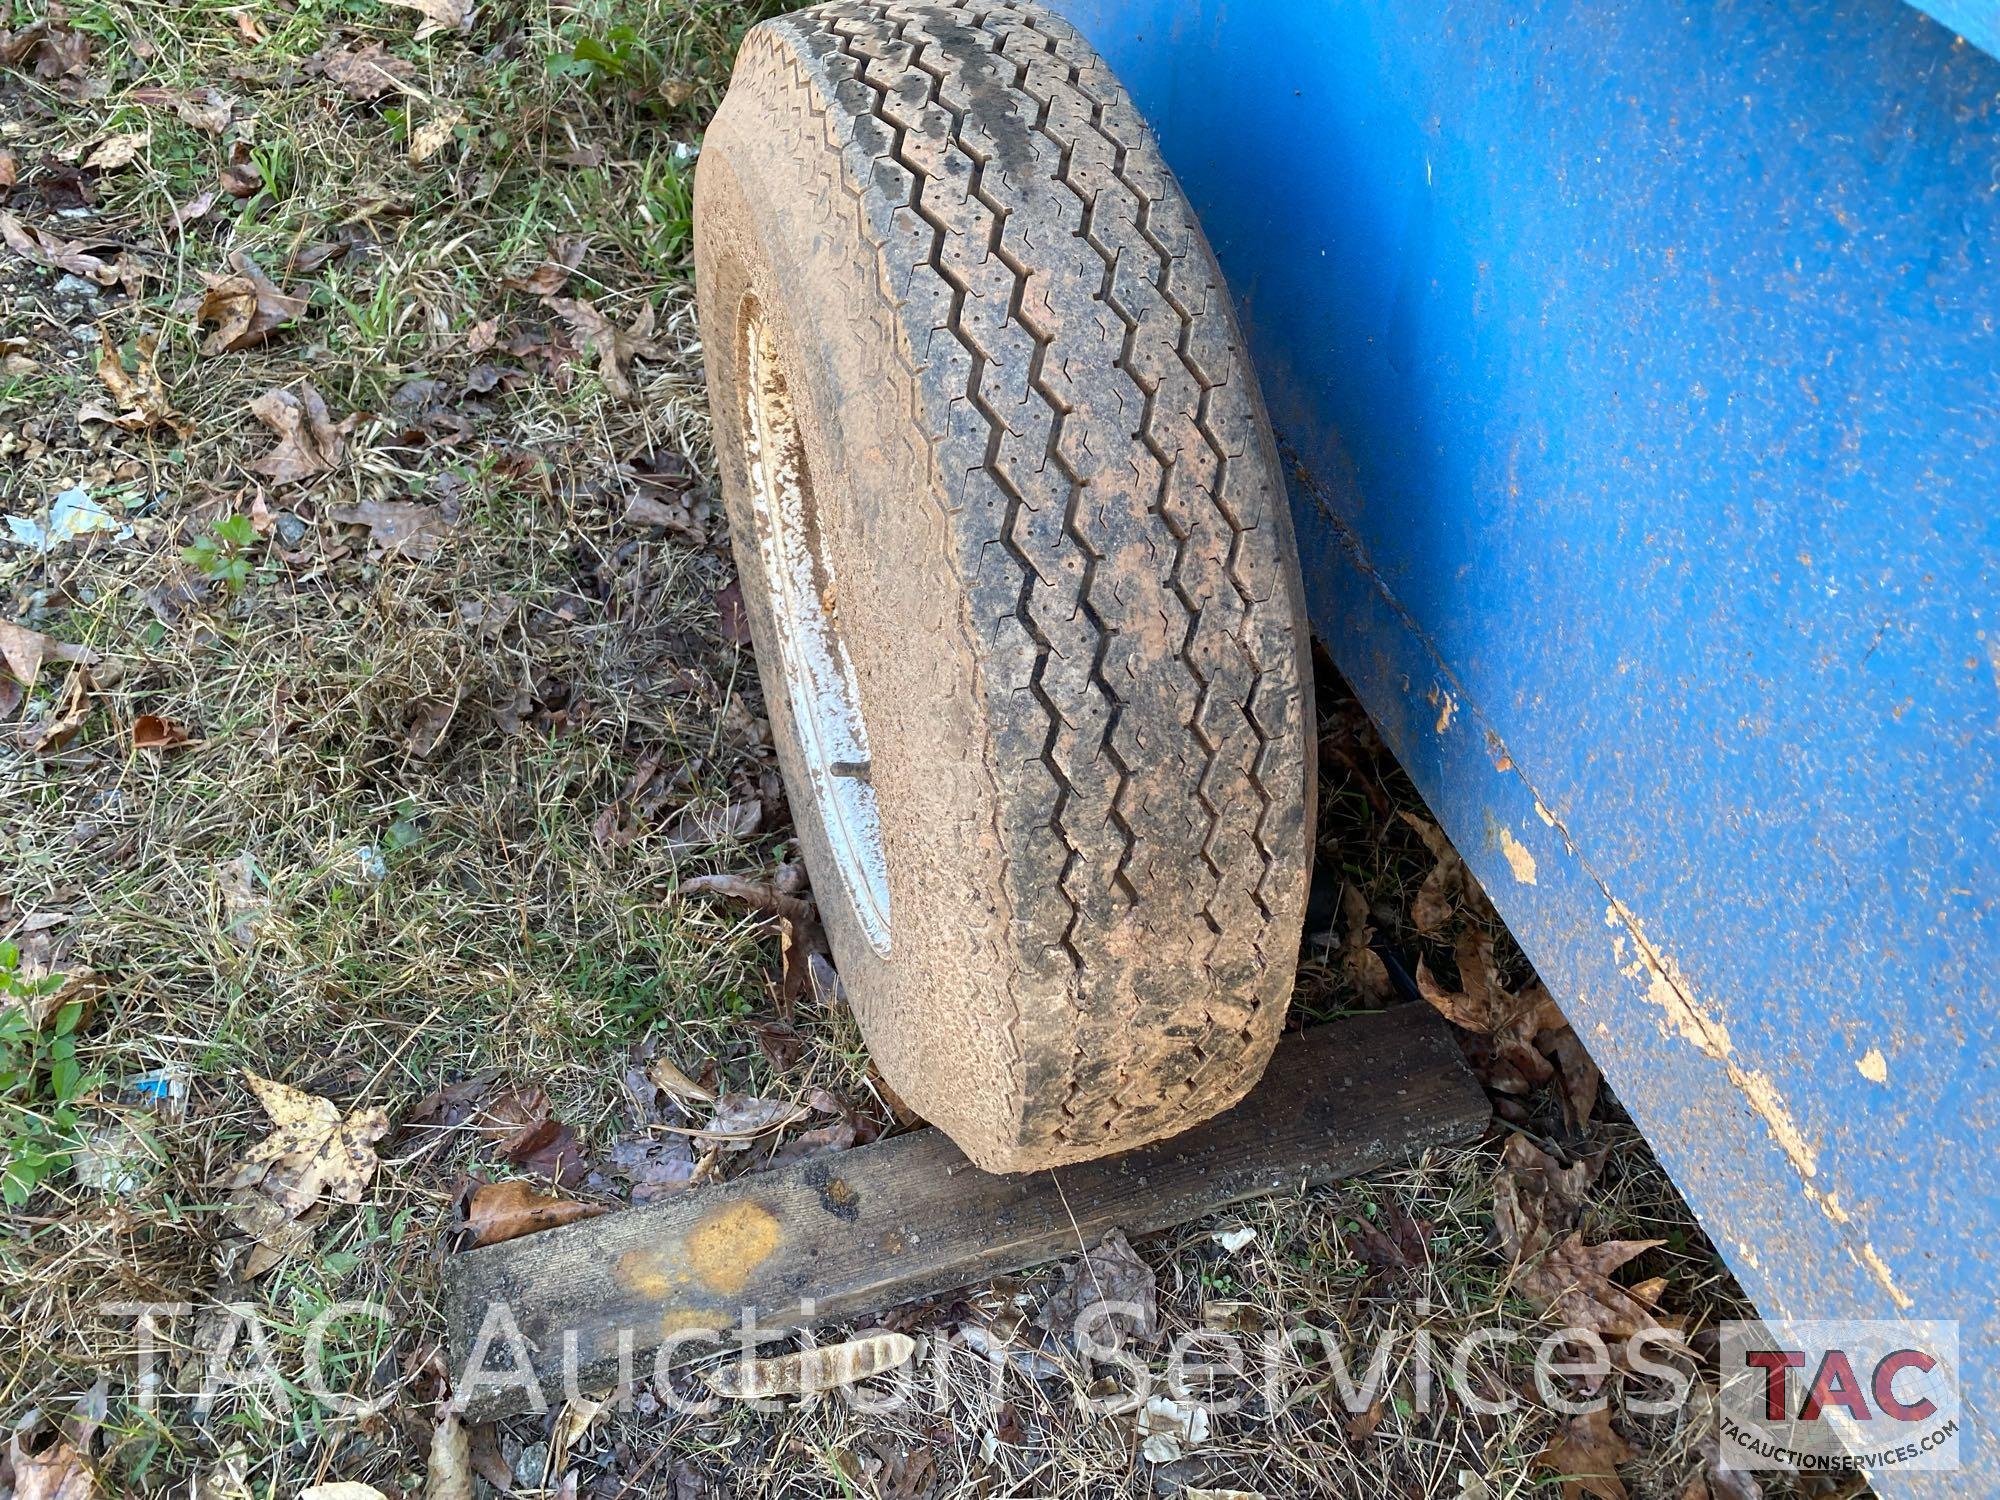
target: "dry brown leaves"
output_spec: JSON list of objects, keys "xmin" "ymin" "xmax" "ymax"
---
[
  {"xmin": 0, "ymin": 19, "xmax": 91, "ymax": 87},
  {"xmin": 132, "ymin": 713, "xmax": 194, "ymax": 752},
  {"xmin": 475, "ymin": 1084, "xmax": 588, "ymax": 1187},
  {"xmin": 408, "ymin": 109, "xmax": 466, "ymax": 165},
  {"xmin": 1338, "ymin": 882, "xmax": 1393, "ymax": 1001},
  {"xmin": 463, "ymin": 1179, "xmax": 605, "ymax": 1246},
  {"xmin": 197, "ymin": 251, "xmax": 305, "ymax": 355},
  {"xmin": 5, "ymin": 1430, "xmax": 97, "ymax": 1500},
  {"xmin": 321, "ymin": 40, "xmax": 418, "ymax": 99},
  {"xmin": 706, "ymin": 1331, "xmax": 916, "ymax": 1400},
  {"xmin": 1495, "ymin": 1134, "xmax": 1674, "ymax": 1344},
  {"xmin": 1346, "ymin": 1205, "xmax": 1433, "ymax": 1282},
  {"xmin": 1407, "ymin": 823, "xmax": 1603, "ymax": 1121},
  {"xmin": 128, "ymin": 85, "xmax": 235, "ymax": 135},
  {"xmin": 1401, "ymin": 811, "xmax": 1494, "ymax": 933},
  {"xmin": 502, "ymin": 236, "xmax": 585, "ymax": 296},
  {"xmin": 1417, "ymin": 927, "xmax": 1561, "ymax": 1092},
  {"xmin": 1036, "ymin": 1228, "xmax": 1159, "ymax": 1348},
  {"xmin": 0, "ymin": 621, "xmax": 98, "ymax": 693},
  {"xmin": 1536, "ymin": 1407, "xmax": 1639, "ymax": 1500},
  {"xmin": 224, "ymin": 1073, "xmax": 390, "ymax": 1276},
  {"xmin": 81, "ymin": 130, "xmax": 147, "ymax": 171},
  {"xmin": 81, "ymin": 335, "xmax": 183, "ymax": 434},
  {"xmin": 0, "ymin": 211, "xmax": 135, "ymax": 290},
  {"xmin": 604, "ymin": 1132, "xmax": 696, "ymax": 1202},
  {"xmin": 327, "ymin": 498, "xmax": 447, "ymax": 559},
  {"xmin": 249, "ymin": 383, "xmax": 356, "ymax": 484},
  {"xmin": 383, "ymin": 0, "xmax": 474, "ymax": 40},
  {"xmin": 544, "ymin": 295, "xmax": 670, "ymax": 403},
  {"xmin": 680, "ymin": 871, "xmax": 815, "ymax": 926},
  {"xmin": 428, "ymin": 1412, "xmax": 475, "ymax": 1500}
]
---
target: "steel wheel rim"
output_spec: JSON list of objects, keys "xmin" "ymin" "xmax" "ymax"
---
[{"xmin": 738, "ymin": 299, "xmax": 892, "ymax": 955}]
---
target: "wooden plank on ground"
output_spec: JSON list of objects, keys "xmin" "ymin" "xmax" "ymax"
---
[{"xmin": 442, "ymin": 1004, "xmax": 1488, "ymax": 1417}]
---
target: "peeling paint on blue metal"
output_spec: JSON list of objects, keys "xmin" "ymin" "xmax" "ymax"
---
[
  {"xmin": 1056, "ymin": 0, "xmax": 2000, "ymax": 1488},
  {"xmin": 1907, "ymin": 1, "xmax": 2000, "ymax": 60}
]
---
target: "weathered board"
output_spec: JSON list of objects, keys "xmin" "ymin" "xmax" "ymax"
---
[{"xmin": 442, "ymin": 1005, "xmax": 1487, "ymax": 1418}]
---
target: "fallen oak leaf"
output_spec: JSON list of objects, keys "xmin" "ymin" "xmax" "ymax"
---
[
  {"xmin": 464, "ymin": 1179, "xmax": 606, "ymax": 1246},
  {"xmin": 1036, "ymin": 1228, "xmax": 1159, "ymax": 1348},
  {"xmin": 408, "ymin": 109, "xmax": 465, "ymax": 164},
  {"xmin": 320, "ymin": 40, "xmax": 417, "ymax": 99},
  {"xmin": 680, "ymin": 872, "xmax": 815, "ymax": 926},
  {"xmin": 197, "ymin": 250, "xmax": 305, "ymax": 355},
  {"xmin": 0, "ymin": 210, "xmax": 119, "ymax": 286},
  {"xmin": 383, "ymin": 0, "xmax": 474, "ymax": 40},
  {"xmin": 545, "ymin": 294, "xmax": 670, "ymax": 403},
  {"xmin": 428, "ymin": 1411, "xmax": 475, "ymax": 1500},
  {"xmin": 7, "ymin": 19, "xmax": 89, "ymax": 80},
  {"xmin": 81, "ymin": 130, "xmax": 148, "ymax": 171},
  {"xmin": 225, "ymin": 1073, "xmax": 390, "ymax": 1274},
  {"xmin": 475, "ymin": 1085, "xmax": 588, "ymax": 1186},
  {"xmin": 0, "ymin": 24, "xmax": 42, "ymax": 68},
  {"xmin": 218, "ymin": 153, "xmax": 262, "ymax": 198},
  {"xmin": 604, "ymin": 1133, "xmax": 695, "ymax": 1203},
  {"xmin": 177, "ymin": 88, "xmax": 234, "ymax": 134},
  {"xmin": 501, "ymin": 235, "xmax": 584, "ymax": 296},
  {"xmin": 81, "ymin": 334, "xmax": 183, "ymax": 434},
  {"xmin": 706, "ymin": 1331, "xmax": 915, "ymax": 1400},
  {"xmin": 1339, "ymin": 881, "xmax": 1393, "ymax": 1001},
  {"xmin": 1493, "ymin": 1132, "xmax": 1597, "ymax": 1254},
  {"xmin": 1535, "ymin": 1406, "xmax": 1638, "ymax": 1500},
  {"xmin": 0, "ymin": 620, "xmax": 98, "ymax": 690},
  {"xmin": 1546, "ymin": 1024, "xmax": 1604, "ymax": 1126},
  {"xmin": 1401, "ymin": 811, "xmax": 1494, "ymax": 932},
  {"xmin": 248, "ymin": 382, "xmax": 356, "ymax": 484},
  {"xmin": 167, "ymin": 187, "xmax": 216, "ymax": 236},
  {"xmin": 1417, "ymin": 928, "xmax": 1563, "ymax": 1095},
  {"xmin": 327, "ymin": 498, "xmax": 445, "ymax": 559},
  {"xmin": 131, "ymin": 714, "xmax": 194, "ymax": 752},
  {"xmin": 6, "ymin": 1427, "xmax": 99, "ymax": 1500}
]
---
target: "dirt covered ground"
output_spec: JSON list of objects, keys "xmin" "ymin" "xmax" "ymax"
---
[{"xmin": 1, "ymin": 3, "xmax": 1856, "ymax": 1497}]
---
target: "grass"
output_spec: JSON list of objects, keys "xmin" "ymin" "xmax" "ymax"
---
[{"xmin": 0, "ymin": 0, "xmax": 1842, "ymax": 1495}]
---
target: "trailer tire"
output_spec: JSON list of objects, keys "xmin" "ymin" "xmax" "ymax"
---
[{"xmin": 693, "ymin": 0, "xmax": 1313, "ymax": 1172}]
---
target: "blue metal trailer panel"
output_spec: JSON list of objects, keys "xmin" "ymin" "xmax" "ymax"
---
[{"xmin": 1055, "ymin": 0, "xmax": 2000, "ymax": 1483}]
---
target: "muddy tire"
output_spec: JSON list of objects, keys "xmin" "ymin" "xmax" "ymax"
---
[{"xmin": 692, "ymin": 0, "xmax": 1313, "ymax": 1172}]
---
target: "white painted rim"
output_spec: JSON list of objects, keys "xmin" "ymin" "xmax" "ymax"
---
[{"xmin": 739, "ymin": 299, "xmax": 892, "ymax": 955}]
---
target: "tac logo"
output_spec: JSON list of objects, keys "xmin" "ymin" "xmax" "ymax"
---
[{"xmin": 1717, "ymin": 1320, "xmax": 1962, "ymax": 1474}]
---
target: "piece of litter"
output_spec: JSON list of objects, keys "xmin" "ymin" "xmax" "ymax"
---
[
  {"xmin": 1212, "ymin": 1226, "xmax": 1257, "ymax": 1254},
  {"xmin": 130, "ymin": 1066, "xmax": 189, "ymax": 1119},
  {"xmin": 5, "ymin": 485, "xmax": 134, "ymax": 553},
  {"xmin": 1137, "ymin": 1394, "xmax": 1210, "ymax": 1463},
  {"xmin": 72, "ymin": 1120, "xmax": 151, "ymax": 1195}
]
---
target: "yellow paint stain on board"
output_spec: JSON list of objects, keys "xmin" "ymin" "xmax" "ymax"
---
[
  {"xmin": 1856, "ymin": 1047, "xmax": 1888, "ymax": 1083},
  {"xmin": 1497, "ymin": 824, "xmax": 1538, "ymax": 885},
  {"xmin": 659, "ymin": 1306, "xmax": 723, "ymax": 1342},
  {"xmin": 614, "ymin": 1248, "xmax": 681, "ymax": 1299},
  {"xmin": 685, "ymin": 1200, "xmax": 781, "ymax": 1296}
]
